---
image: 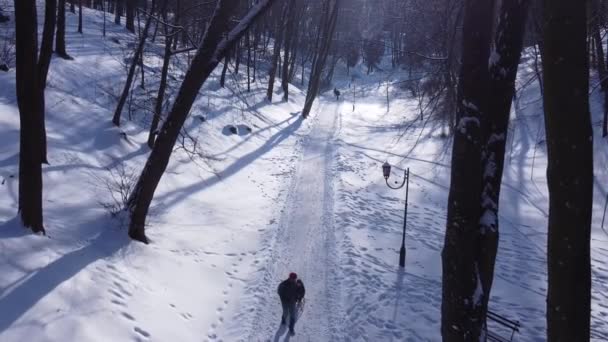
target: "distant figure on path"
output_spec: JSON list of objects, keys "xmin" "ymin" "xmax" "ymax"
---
[
  {"xmin": 334, "ymin": 87, "xmax": 341, "ymax": 100},
  {"xmin": 277, "ymin": 272, "xmax": 301, "ymax": 336}
]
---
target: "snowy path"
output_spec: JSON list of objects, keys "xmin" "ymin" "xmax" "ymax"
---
[{"xmin": 224, "ymin": 100, "xmax": 343, "ymax": 342}]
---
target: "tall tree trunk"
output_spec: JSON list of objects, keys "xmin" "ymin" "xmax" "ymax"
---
[
  {"xmin": 288, "ymin": 34, "xmax": 298, "ymax": 82},
  {"xmin": 266, "ymin": 4, "xmax": 286, "ymax": 102},
  {"xmin": 234, "ymin": 42, "xmax": 241, "ymax": 74},
  {"xmin": 477, "ymin": 0, "xmax": 530, "ymax": 333},
  {"xmin": 541, "ymin": 0, "xmax": 593, "ymax": 340},
  {"xmin": 14, "ymin": 0, "xmax": 55, "ymax": 234},
  {"xmin": 102, "ymin": 0, "xmax": 106, "ymax": 37},
  {"xmin": 39, "ymin": 0, "xmax": 57, "ymax": 90},
  {"xmin": 38, "ymin": 0, "xmax": 57, "ymax": 164},
  {"xmin": 148, "ymin": 2, "xmax": 173, "ymax": 148},
  {"xmin": 115, "ymin": 0, "xmax": 122, "ymax": 24},
  {"xmin": 136, "ymin": 7, "xmax": 145, "ymax": 89},
  {"xmin": 246, "ymin": 30, "xmax": 251, "ymax": 92},
  {"xmin": 126, "ymin": 0, "xmax": 135, "ymax": 32},
  {"xmin": 220, "ymin": 55, "xmax": 230, "ymax": 87},
  {"xmin": 441, "ymin": 0, "xmax": 495, "ymax": 340},
  {"xmin": 301, "ymin": 0, "xmax": 340, "ymax": 118},
  {"xmin": 604, "ymin": 86, "xmax": 608, "ymax": 137},
  {"xmin": 78, "ymin": 0, "xmax": 83, "ymax": 33},
  {"xmin": 252, "ymin": 26, "xmax": 259, "ymax": 82},
  {"xmin": 56, "ymin": 0, "xmax": 71, "ymax": 59},
  {"xmin": 70, "ymin": 0, "xmax": 75, "ymax": 12},
  {"xmin": 112, "ymin": 0, "xmax": 155, "ymax": 126},
  {"xmin": 281, "ymin": 0, "xmax": 296, "ymax": 101},
  {"xmin": 126, "ymin": 0, "xmax": 277, "ymax": 244}
]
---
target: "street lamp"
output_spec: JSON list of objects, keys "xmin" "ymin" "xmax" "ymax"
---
[{"xmin": 382, "ymin": 161, "xmax": 410, "ymax": 268}]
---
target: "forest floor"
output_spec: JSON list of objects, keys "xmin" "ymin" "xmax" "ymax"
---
[{"xmin": 1, "ymin": 4, "xmax": 608, "ymax": 342}]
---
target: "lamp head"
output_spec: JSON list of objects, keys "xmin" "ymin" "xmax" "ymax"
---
[{"xmin": 382, "ymin": 162, "xmax": 391, "ymax": 180}]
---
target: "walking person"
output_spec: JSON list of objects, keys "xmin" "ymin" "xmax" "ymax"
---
[
  {"xmin": 277, "ymin": 272, "xmax": 300, "ymax": 336},
  {"xmin": 334, "ymin": 87, "xmax": 341, "ymax": 100}
]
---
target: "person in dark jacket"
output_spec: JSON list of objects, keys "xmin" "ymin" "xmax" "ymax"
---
[
  {"xmin": 277, "ymin": 272, "xmax": 299, "ymax": 335},
  {"xmin": 334, "ymin": 87, "xmax": 341, "ymax": 100},
  {"xmin": 295, "ymin": 279, "xmax": 305, "ymax": 304}
]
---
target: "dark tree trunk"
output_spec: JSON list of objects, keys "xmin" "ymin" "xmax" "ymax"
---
[
  {"xmin": 266, "ymin": 4, "xmax": 286, "ymax": 102},
  {"xmin": 148, "ymin": 2, "xmax": 173, "ymax": 148},
  {"xmin": 604, "ymin": 88, "xmax": 608, "ymax": 137},
  {"xmin": 78, "ymin": 0, "xmax": 83, "ymax": 33},
  {"xmin": 288, "ymin": 34, "xmax": 298, "ymax": 82},
  {"xmin": 281, "ymin": 0, "xmax": 296, "ymax": 101},
  {"xmin": 323, "ymin": 53, "xmax": 338, "ymax": 85},
  {"xmin": 56, "ymin": 0, "xmax": 71, "ymax": 59},
  {"xmin": 246, "ymin": 30, "xmax": 251, "ymax": 92},
  {"xmin": 136, "ymin": 7, "xmax": 145, "ymax": 89},
  {"xmin": 70, "ymin": 0, "xmax": 75, "ymax": 12},
  {"xmin": 541, "ymin": 1, "xmax": 593, "ymax": 340},
  {"xmin": 126, "ymin": 0, "xmax": 135, "ymax": 32},
  {"xmin": 126, "ymin": 0, "xmax": 276, "ymax": 244},
  {"xmin": 302, "ymin": 0, "xmax": 340, "ymax": 118},
  {"xmin": 477, "ymin": 0, "xmax": 530, "ymax": 333},
  {"xmin": 39, "ymin": 0, "xmax": 57, "ymax": 90},
  {"xmin": 38, "ymin": 0, "xmax": 57, "ymax": 164},
  {"xmin": 102, "ymin": 0, "xmax": 106, "ymax": 36},
  {"xmin": 112, "ymin": 0, "xmax": 155, "ymax": 126},
  {"xmin": 14, "ymin": 0, "xmax": 55, "ymax": 234},
  {"xmin": 440, "ymin": 0, "xmax": 494, "ymax": 340},
  {"xmin": 220, "ymin": 55, "xmax": 229, "ymax": 87},
  {"xmin": 234, "ymin": 42, "xmax": 241, "ymax": 74},
  {"xmin": 252, "ymin": 26, "xmax": 259, "ymax": 82},
  {"xmin": 115, "ymin": 0, "xmax": 122, "ymax": 24}
]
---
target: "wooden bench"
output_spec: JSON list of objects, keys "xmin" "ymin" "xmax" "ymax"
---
[{"xmin": 487, "ymin": 310, "xmax": 521, "ymax": 342}]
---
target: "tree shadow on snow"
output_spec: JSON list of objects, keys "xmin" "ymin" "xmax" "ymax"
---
[
  {"xmin": 154, "ymin": 116, "xmax": 304, "ymax": 211},
  {"xmin": 0, "ymin": 215, "xmax": 129, "ymax": 333}
]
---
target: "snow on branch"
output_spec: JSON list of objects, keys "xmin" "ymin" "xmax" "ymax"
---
[{"xmin": 211, "ymin": 0, "xmax": 276, "ymax": 64}]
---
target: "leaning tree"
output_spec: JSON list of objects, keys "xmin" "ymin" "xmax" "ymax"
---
[{"xmin": 126, "ymin": 0, "xmax": 277, "ymax": 243}]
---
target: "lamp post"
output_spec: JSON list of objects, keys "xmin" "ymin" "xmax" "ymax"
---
[{"xmin": 382, "ymin": 161, "xmax": 410, "ymax": 268}]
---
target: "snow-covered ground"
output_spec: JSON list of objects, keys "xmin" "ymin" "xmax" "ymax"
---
[{"xmin": 1, "ymin": 4, "xmax": 608, "ymax": 342}]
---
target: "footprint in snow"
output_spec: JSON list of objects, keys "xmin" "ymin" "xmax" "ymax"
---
[
  {"xmin": 121, "ymin": 312, "xmax": 136, "ymax": 321},
  {"xmin": 133, "ymin": 327, "xmax": 150, "ymax": 339}
]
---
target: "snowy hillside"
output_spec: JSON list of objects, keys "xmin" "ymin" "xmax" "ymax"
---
[{"xmin": 1, "ymin": 3, "xmax": 607, "ymax": 342}]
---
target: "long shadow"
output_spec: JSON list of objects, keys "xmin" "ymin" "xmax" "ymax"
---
[
  {"xmin": 273, "ymin": 324, "xmax": 288, "ymax": 341},
  {"xmin": 0, "ymin": 215, "xmax": 129, "ymax": 332},
  {"xmin": 389, "ymin": 269, "xmax": 406, "ymax": 342},
  {"xmin": 155, "ymin": 116, "xmax": 304, "ymax": 211},
  {"xmin": 208, "ymin": 115, "xmax": 296, "ymax": 159}
]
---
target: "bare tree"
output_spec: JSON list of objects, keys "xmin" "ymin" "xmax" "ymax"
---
[
  {"xmin": 126, "ymin": 0, "xmax": 277, "ymax": 243},
  {"xmin": 281, "ymin": 0, "xmax": 296, "ymax": 101},
  {"xmin": 112, "ymin": 1, "xmax": 156, "ymax": 126},
  {"xmin": 148, "ymin": 0, "xmax": 175, "ymax": 148},
  {"xmin": 301, "ymin": 0, "xmax": 340, "ymax": 118}
]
